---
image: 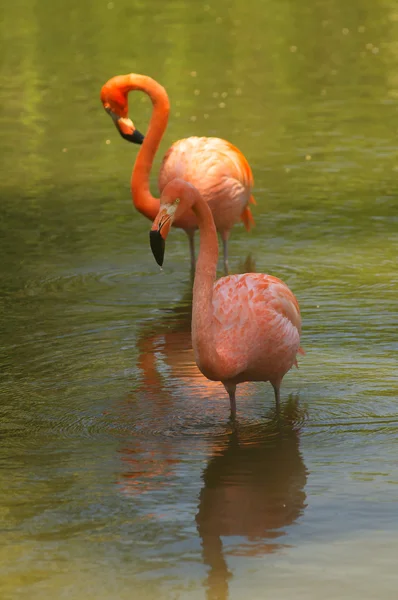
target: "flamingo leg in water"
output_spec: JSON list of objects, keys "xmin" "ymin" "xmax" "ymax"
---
[
  {"xmin": 221, "ymin": 232, "xmax": 230, "ymax": 275},
  {"xmin": 223, "ymin": 382, "xmax": 236, "ymax": 417},
  {"xmin": 272, "ymin": 383, "xmax": 281, "ymax": 415}
]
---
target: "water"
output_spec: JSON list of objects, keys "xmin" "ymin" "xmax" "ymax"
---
[{"xmin": 1, "ymin": 0, "xmax": 398, "ymax": 598}]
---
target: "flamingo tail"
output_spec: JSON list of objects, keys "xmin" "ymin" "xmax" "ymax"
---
[
  {"xmin": 241, "ymin": 203, "xmax": 255, "ymax": 232},
  {"xmin": 294, "ymin": 347, "xmax": 305, "ymax": 369}
]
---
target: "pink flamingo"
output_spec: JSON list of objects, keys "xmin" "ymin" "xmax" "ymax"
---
[
  {"xmin": 100, "ymin": 73, "xmax": 255, "ymax": 273},
  {"xmin": 150, "ymin": 179, "xmax": 303, "ymax": 416}
]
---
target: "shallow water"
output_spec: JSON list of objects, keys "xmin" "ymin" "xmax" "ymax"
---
[{"xmin": 1, "ymin": 0, "xmax": 398, "ymax": 598}]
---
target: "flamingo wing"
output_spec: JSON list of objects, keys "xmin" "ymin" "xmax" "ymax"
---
[
  {"xmin": 159, "ymin": 137, "xmax": 255, "ymax": 232},
  {"xmin": 211, "ymin": 273, "xmax": 301, "ymax": 382}
]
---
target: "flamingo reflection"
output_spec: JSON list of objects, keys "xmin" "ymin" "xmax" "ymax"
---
[
  {"xmin": 196, "ymin": 398, "xmax": 307, "ymax": 600},
  {"xmin": 118, "ymin": 284, "xmax": 223, "ymax": 497}
]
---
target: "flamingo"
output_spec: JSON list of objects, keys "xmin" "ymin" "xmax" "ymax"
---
[
  {"xmin": 100, "ymin": 73, "xmax": 255, "ymax": 273},
  {"xmin": 150, "ymin": 179, "xmax": 303, "ymax": 417}
]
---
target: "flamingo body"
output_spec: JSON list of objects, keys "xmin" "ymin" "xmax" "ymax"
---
[
  {"xmin": 159, "ymin": 136, "xmax": 254, "ymax": 234},
  {"xmin": 207, "ymin": 273, "xmax": 301, "ymax": 386},
  {"xmin": 150, "ymin": 179, "xmax": 303, "ymax": 416}
]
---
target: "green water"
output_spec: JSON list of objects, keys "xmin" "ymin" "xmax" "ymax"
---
[{"xmin": 1, "ymin": 0, "xmax": 398, "ymax": 598}]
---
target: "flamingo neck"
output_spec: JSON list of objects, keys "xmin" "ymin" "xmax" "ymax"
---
[
  {"xmin": 189, "ymin": 191, "xmax": 219, "ymax": 376},
  {"xmin": 161, "ymin": 179, "xmax": 219, "ymax": 371},
  {"xmin": 121, "ymin": 74, "xmax": 170, "ymax": 220}
]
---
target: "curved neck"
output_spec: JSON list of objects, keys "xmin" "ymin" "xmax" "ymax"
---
[
  {"xmin": 191, "ymin": 197, "xmax": 218, "ymax": 343},
  {"xmin": 121, "ymin": 75, "xmax": 170, "ymax": 219},
  {"xmin": 158, "ymin": 179, "xmax": 219, "ymax": 375},
  {"xmin": 170, "ymin": 181, "xmax": 219, "ymax": 372}
]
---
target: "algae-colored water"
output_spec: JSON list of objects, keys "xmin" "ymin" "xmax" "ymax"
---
[{"xmin": 0, "ymin": 0, "xmax": 397, "ymax": 598}]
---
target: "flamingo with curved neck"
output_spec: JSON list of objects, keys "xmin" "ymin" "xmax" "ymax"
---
[
  {"xmin": 150, "ymin": 179, "xmax": 303, "ymax": 416},
  {"xmin": 101, "ymin": 73, "xmax": 255, "ymax": 273}
]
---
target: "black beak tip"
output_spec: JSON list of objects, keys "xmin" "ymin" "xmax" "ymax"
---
[
  {"xmin": 119, "ymin": 128, "xmax": 145, "ymax": 145},
  {"xmin": 150, "ymin": 230, "xmax": 165, "ymax": 266}
]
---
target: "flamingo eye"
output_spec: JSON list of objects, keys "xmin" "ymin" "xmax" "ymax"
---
[{"xmin": 175, "ymin": 198, "xmax": 180, "ymax": 204}]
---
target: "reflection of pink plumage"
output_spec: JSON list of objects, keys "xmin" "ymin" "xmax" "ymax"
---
[
  {"xmin": 100, "ymin": 73, "xmax": 255, "ymax": 272},
  {"xmin": 150, "ymin": 179, "xmax": 304, "ymax": 416}
]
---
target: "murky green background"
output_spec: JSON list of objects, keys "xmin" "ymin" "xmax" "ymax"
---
[{"xmin": 1, "ymin": 0, "xmax": 398, "ymax": 598}]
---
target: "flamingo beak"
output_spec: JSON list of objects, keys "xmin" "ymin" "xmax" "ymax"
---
[
  {"xmin": 105, "ymin": 107, "xmax": 144, "ymax": 144},
  {"xmin": 150, "ymin": 210, "xmax": 172, "ymax": 266},
  {"xmin": 150, "ymin": 229, "xmax": 165, "ymax": 266},
  {"xmin": 115, "ymin": 116, "xmax": 144, "ymax": 144}
]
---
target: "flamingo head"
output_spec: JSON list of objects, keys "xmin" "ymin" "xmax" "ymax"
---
[
  {"xmin": 150, "ymin": 198, "xmax": 181, "ymax": 266},
  {"xmin": 100, "ymin": 83, "xmax": 144, "ymax": 144}
]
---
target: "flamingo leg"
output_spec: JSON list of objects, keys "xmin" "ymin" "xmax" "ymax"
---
[
  {"xmin": 272, "ymin": 383, "xmax": 281, "ymax": 415},
  {"xmin": 223, "ymin": 382, "xmax": 236, "ymax": 417},
  {"xmin": 221, "ymin": 232, "xmax": 230, "ymax": 275}
]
